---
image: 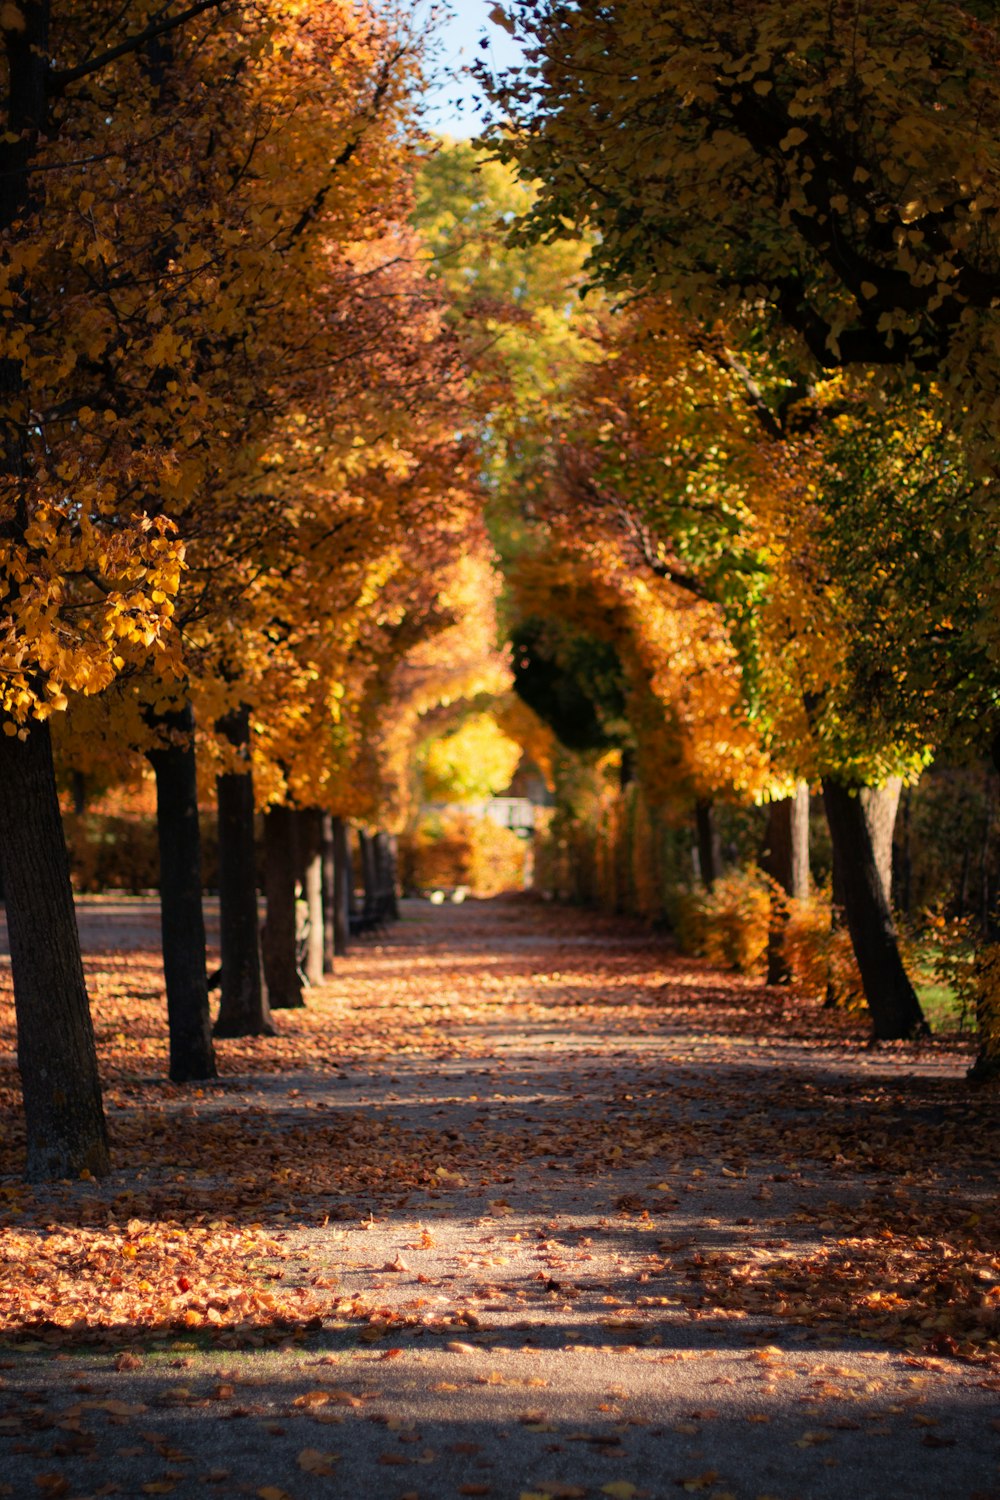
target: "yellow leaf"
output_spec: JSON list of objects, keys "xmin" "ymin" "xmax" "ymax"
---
[{"xmin": 602, "ymin": 1486, "xmax": 640, "ymax": 1500}]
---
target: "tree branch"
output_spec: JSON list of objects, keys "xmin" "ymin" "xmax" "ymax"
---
[
  {"xmin": 281, "ymin": 49, "xmax": 405, "ymax": 247},
  {"xmin": 48, "ymin": 0, "xmax": 230, "ymax": 95}
]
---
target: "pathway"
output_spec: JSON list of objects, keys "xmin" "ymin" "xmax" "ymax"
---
[{"xmin": 0, "ymin": 896, "xmax": 997, "ymax": 1500}]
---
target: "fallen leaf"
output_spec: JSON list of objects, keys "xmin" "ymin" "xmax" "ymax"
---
[{"xmin": 297, "ymin": 1447, "xmax": 340, "ymax": 1475}]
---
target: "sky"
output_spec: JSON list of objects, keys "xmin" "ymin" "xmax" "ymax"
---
[{"xmin": 418, "ymin": 0, "xmax": 527, "ymax": 137}]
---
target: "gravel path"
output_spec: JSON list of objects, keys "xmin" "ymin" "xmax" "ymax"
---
[{"xmin": 0, "ymin": 896, "xmax": 996, "ymax": 1500}]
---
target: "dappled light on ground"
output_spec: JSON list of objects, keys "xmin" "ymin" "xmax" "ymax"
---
[{"xmin": 0, "ymin": 897, "xmax": 997, "ymax": 1498}]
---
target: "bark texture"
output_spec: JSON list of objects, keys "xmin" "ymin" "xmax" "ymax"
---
[
  {"xmin": 359, "ymin": 829, "xmax": 378, "ymax": 917},
  {"xmin": 147, "ymin": 705, "xmax": 217, "ymax": 1081},
  {"xmin": 858, "ymin": 777, "xmax": 902, "ymax": 905},
  {"xmin": 262, "ymin": 805, "xmax": 303, "ymax": 1009},
  {"xmin": 213, "ymin": 705, "xmax": 274, "ymax": 1038},
  {"xmin": 375, "ymin": 832, "xmax": 399, "ymax": 920},
  {"xmin": 321, "ymin": 813, "xmax": 336, "ymax": 974},
  {"xmin": 763, "ymin": 783, "xmax": 810, "ymax": 985},
  {"xmin": 822, "ymin": 777, "xmax": 927, "ymax": 1040},
  {"xmin": 298, "ymin": 807, "xmax": 325, "ymax": 987},
  {"xmin": 970, "ymin": 740, "xmax": 1000, "ymax": 1078},
  {"xmin": 695, "ymin": 800, "xmax": 722, "ymax": 890},
  {"xmin": 0, "ymin": 719, "xmax": 110, "ymax": 1180},
  {"xmin": 332, "ymin": 815, "xmax": 351, "ymax": 956}
]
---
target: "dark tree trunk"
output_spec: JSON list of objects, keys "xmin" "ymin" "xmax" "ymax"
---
[
  {"xmin": 358, "ymin": 829, "xmax": 378, "ymax": 917},
  {"xmin": 969, "ymin": 968, "xmax": 1000, "ymax": 1082},
  {"xmin": 979, "ymin": 764, "xmax": 995, "ymax": 937},
  {"xmin": 262, "ymin": 805, "xmax": 303, "ymax": 1008},
  {"xmin": 333, "ymin": 816, "xmax": 351, "ymax": 955},
  {"xmin": 321, "ymin": 813, "xmax": 336, "ymax": 974},
  {"xmin": 213, "ymin": 706, "xmax": 274, "ymax": 1038},
  {"xmin": 822, "ymin": 777, "xmax": 927, "ymax": 1040},
  {"xmin": 824, "ymin": 840, "xmax": 848, "ymax": 1010},
  {"xmin": 0, "ymin": 719, "xmax": 110, "ymax": 1181},
  {"xmin": 374, "ymin": 832, "xmax": 399, "ymax": 920},
  {"xmin": 763, "ymin": 783, "xmax": 810, "ymax": 985},
  {"xmin": 895, "ymin": 785, "xmax": 912, "ymax": 916},
  {"xmin": 147, "ymin": 705, "xmax": 217, "ymax": 1082},
  {"xmin": 298, "ymin": 807, "xmax": 324, "ymax": 987},
  {"xmin": 694, "ymin": 800, "xmax": 721, "ymax": 890},
  {"xmin": 71, "ymin": 770, "xmax": 87, "ymax": 816},
  {"xmin": 970, "ymin": 741, "xmax": 1000, "ymax": 1079}
]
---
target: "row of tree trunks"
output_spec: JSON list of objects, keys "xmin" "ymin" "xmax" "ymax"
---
[{"xmin": 3, "ymin": 675, "xmax": 400, "ymax": 1180}]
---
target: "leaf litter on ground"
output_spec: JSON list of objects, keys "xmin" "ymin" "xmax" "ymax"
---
[{"xmin": 0, "ymin": 894, "xmax": 997, "ymax": 1499}]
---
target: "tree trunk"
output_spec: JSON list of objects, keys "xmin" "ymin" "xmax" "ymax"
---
[
  {"xmin": 895, "ymin": 785, "xmax": 912, "ymax": 916},
  {"xmin": 763, "ymin": 782, "xmax": 810, "ymax": 985},
  {"xmin": 321, "ymin": 813, "xmax": 336, "ymax": 974},
  {"xmin": 213, "ymin": 706, "xmax": 274, "ymax": 1038},
  {"xmin": 333, "ymin": 816, "xmax": 351, "ymax": 955},
  {"xmin": 358, "ymin": 829, "xmax": 378, "ymax": 918},
  {"xmin": 147, "ymin": 705, "xmax": 218, "ymax": 1082},
  {"xmin": 694, "ymin": 800, "xmax": 721, "ymax": 890},
  {"xmin": 980, "ymin": 764, "xmax": 995, "ymax": 937},
  {"xmin": 970, "ymin": 742, "xmax": 1000, "ymax": 1079},
  {"xmin": 71, "ymin": 770, "xmax": 87, "ymax": 816},
  {"xmin": 822, "ymin": 777, "xmax": 927, "ymax": 1040},
  {"xmin": 262, "ymin": 805, "xmax": 303, "ymax": 1009},
  {"xmin": 298, "ymin": 807, "xmax": 325, "ymax": 987},
  {"xmin": 858, "ymin": 776, "xmax": 902, "ymax": 904},
  {"xmin": 374, "ymin": 832, "xmax": 399, "ymax": 920},
  {"xmin": 824, "ymin": 841, "xmax": 848, "ymax": 1010},
  {"xmin": 968, "ymin": 957, "xmax": 1000, "ymax": 1082},
  {"xmin": 0, "ymin": 719, "xmax": 110, "ymax": 1181}
]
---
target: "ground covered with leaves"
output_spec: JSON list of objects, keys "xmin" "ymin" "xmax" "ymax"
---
[{"xmin": 0, "ymin": 895, "xmax": 997, "ymax": 1500}]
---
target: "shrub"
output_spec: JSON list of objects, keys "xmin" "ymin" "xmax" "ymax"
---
[
  {"xmin": 63, "ymin": 810, "xmax": 220, "ymax": 894},
  {"xmin": 671, "ymin": 865, "xmax": 772, "ymax": 975},
  {"xmin": 399, "ymin": 810, "xmax": 526, "ymax": 897},
  {"xmin": 783, "ymin": 884, "xmax": 865, "ymax": 1008},
  {"xmin": 64, "ymin": 812, "xmax": 161, "ymax": 894}
]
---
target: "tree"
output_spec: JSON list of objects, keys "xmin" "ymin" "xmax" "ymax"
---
[
  {"xmin": 0, "ymin": 0, "xmax": 240, "ymax": 1178},
  {"xmin": 506, "ymin": 296, "xmax": 949, "ymax": 1037},
  {"xmin": 489, "ymin": 2, "xmax": 1000, "ymax": 392},
  {"xmin": 0, "ymin": 0, "xmax": 432, "ymax": 1162}
]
